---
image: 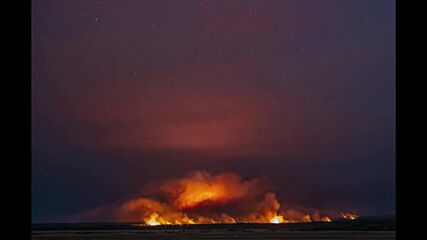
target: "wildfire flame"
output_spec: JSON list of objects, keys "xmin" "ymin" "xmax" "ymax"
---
[
  {"xmin": 341, "ymin": 213, "xmax": 358, "ymax": 220},
  {"xmin": 113, "ymin": 171, "xmax": 355, "ymax": 225},
  {"xmin": 270, "ymin": 215, "xmax": 284, "ymax": 224}
]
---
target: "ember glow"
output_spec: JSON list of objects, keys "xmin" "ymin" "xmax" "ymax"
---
[
  {"xmin": 114, "ymin": 171, "xmax": 351, "ymax": 225},
  {"xmin": 341, "ymin": 213, "xmax": 359, "ymax": 220}
]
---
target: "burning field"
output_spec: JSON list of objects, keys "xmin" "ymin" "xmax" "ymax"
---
[
  {"xmin": 103, "ymin": 170, "xmax": 354, "ymax": 225},
  {"xmin": 34, "ymin": 171, "xmax": 391, "ymax": 240}
]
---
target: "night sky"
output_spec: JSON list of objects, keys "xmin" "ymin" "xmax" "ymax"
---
[{"xmin": 32, "ymin": 0, "xmax": 395, "ymax": 223}]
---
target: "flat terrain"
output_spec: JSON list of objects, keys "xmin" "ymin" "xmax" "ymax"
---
[
  {"xmin": 32, "ymin": 217, "xmax": 395, "ymax": 240},
  {"xmin": 32, "ymin": 230, "xmax": 395, "ymax": 240}
]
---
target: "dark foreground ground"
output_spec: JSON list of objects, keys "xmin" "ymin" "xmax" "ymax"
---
[{"xmin": 32, "ymin": 216, "xmax": 395, "ymax": 240}]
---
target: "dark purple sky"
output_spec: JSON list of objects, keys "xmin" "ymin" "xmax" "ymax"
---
[{"xmin": 32, "ymin": 0, "xmax": 395, "ymax": 223}]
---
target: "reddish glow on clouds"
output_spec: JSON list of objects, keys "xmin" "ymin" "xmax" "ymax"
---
[{"xmin": 66, "ymin": 74, "xmax": 307, "ymax": 158}]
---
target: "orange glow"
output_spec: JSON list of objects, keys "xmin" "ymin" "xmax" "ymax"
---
[
  {"xmin": 341, "ymin": 213, "xmax": 358, "ymax": 220},
  {"xmin": 159, "ymin": 171, "xmax": 255, "ymax": 210},
  {"xmin": 146, "ymin": 213, "xmax": 166, "ymax": 226},
  {"xmin": 114, "ymin": 171, "xmax": 347, "ymax": 225}
]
